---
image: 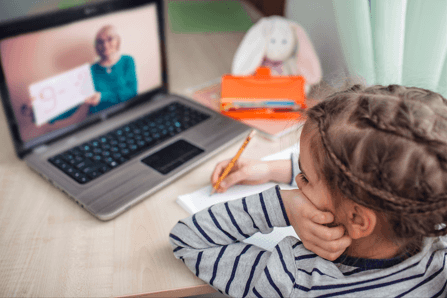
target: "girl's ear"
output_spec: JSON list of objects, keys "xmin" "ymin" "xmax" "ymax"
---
[
  {"xmin": 344, "ymin": 203, "xmax": 377, "ymax": 239},
  {"xmin": 232, "ymin": 18, "xmax": 269, "ymax": 75},
  {"xmin": 287, "ymin": 21, "xmax": 322, "ymax": 86}
]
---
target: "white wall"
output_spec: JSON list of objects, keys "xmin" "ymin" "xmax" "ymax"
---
[
  {"xmin": 1, "ymin": 0, "xmax": 348, "ymax": 86},
  {"xmin": 286, "ymin": 0, "xmax": 348, "ymax": 85}
]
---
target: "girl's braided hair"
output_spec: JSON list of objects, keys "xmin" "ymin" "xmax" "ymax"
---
[{"xmin": 307, "ymin": 84, "xmax": 447, "ymax": 238}]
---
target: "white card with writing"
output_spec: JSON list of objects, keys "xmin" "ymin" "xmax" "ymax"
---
[{"xmin": 29, "ymin": 63, "xmax": 95, "ymax": 126}]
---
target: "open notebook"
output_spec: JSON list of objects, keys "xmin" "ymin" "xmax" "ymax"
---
[{"xmin": 177, "ymin": 146, "xmax": 300, "ymax": 251}]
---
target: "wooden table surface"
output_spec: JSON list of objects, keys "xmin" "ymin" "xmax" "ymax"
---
[{"xmin": 0, "ymin": 2, "xmax": 302, "ymax": 297}]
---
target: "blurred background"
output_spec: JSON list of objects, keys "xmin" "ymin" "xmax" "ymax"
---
[
  {"xmin": 4, "ymin": 0, "xmax": 447, "ymax": 95},
  {"xmin": 0, "ymin": 0, "xmax": 348, "ymax": 87}
]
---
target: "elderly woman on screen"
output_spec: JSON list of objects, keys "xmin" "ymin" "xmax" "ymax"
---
[
  {"xmin": 43, "ymin": 25, "xmax": 138, "ymax": 124},
  {"xmin": 89, "ymin": 25, "xmax": 138, "ymax": 114}
]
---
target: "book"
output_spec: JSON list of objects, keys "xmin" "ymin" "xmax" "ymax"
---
[
  {"xmin": 176, "ymin": 146, "xmax": 300, "ymax": 251},
  {"xmin": 184, "ymin": 79, "xmax": 305, "ymax": 141}
]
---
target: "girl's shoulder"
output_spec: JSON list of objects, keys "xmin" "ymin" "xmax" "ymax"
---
[{"xmin": 435, "ymin": 235, "xmax": 447, "ymax": 246}]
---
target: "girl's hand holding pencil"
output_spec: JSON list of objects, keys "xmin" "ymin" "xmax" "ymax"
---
[
  {"xmin": 210, "ymin": 129, "xmax": 294, "ymax": 193},
  {"xmin": 210, "ymin": 130, "xmax": 256, "ymax": 194},
  {"xmin": 211, "ymin": 158, "xmax": 273, "ymax": 193}
]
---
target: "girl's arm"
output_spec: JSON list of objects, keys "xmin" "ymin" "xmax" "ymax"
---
[{"xmin": 169, "ymin": 186, "xmax": 296, "ymax": 297}]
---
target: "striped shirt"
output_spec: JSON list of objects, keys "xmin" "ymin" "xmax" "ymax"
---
[{"xmin": 169, "ymin": 185, "xmax": 447, "ymax": 297}]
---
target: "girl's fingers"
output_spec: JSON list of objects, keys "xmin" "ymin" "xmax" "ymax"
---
[
  {"xmin": 304, "ymin": 233, "xmax": 352, "ymax": 254},
  {"xmin": 211, "ymin": 159, "xmax": 245, "ymax": 185},
  {"xmin": 293, "ymin": 191, "xmax": 335, "ymax": 225},
  {"xmin": 220, "ymin": 171, "xmax": 246, "ymax": 190},
  {"xmin": 211, "ymin": 160, "xmax": 230, "ymax": 184},
  {"xmin": 299, "ymin": 241, "xmax": 345, "ymax": 261},
  {"xmin": 310, "ymin": 222, "xmax": 346, "ymax": 241},
  {"xmin": 311, "ymin": 211, "xmax": 335, "ymax": 225}
]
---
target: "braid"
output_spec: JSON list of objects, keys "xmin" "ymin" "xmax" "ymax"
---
[
  {"xmin": 354, "ymin": 89, "xmax": 447, "ymax": 145},
  {"xmin": 318, "ymin": 115, "xmax": 447, "ymax": 212},
  {"xmin": 308, "ymin": 84, "xmax": 447, "ymax": 238}
]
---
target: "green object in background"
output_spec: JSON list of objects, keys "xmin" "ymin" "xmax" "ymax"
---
[
  {"xmin": 370, "ymin": 0, "xmax": 406, "ymax": 86},
  {"xmin": 58, "ymin": 0, "xmax": 87, "ymax": 10},
  {"xmin": 168, "ymin": 0, "xmax": 253, "ymax": 33},
  {"xmin": 402, "ymin": 0, "xmax": 447, "ymax": 91},
  {"xmin": 333, "ymin": 0, "xmax": 375, "ymax": 85},
  {"xmin": 333, "ymin": 0, "xmax": 447, "ymax": 97}
]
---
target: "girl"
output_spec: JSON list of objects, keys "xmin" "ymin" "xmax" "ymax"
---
[{"xmin": 169, "ymin": 84, "xmax": 447, "ymax": 297}]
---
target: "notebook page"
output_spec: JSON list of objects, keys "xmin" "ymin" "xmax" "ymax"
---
[{"xmin": 176, "ymin": 145, "xmax": 300, "ymax": 250}]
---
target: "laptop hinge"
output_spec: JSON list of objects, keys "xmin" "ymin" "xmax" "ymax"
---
[
  {"xmin": 153, "ymin": 93, "xmax": 166, "ymax": 101},
  {"xmin": 33, "ymin": 145, "xmax": 49, "ymax": 154}
]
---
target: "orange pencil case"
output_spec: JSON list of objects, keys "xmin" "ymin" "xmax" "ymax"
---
[{"xmin": 220, "ymin": 67, "xmax": 306, "ymax": 119}]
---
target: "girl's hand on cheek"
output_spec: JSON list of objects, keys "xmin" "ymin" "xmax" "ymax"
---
[{"xmin": 280, "ymin": 189, "xmax": 352, "ymax": 261}]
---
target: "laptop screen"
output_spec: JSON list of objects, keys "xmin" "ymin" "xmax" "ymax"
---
[{"xmin": 0, "ymin": 1, "xmax": 163, "ymax": 150}]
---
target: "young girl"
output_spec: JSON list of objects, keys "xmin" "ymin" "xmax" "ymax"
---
[{"xmin": 169, "ymin": 84, "xmax": 447, "ymax": 297}]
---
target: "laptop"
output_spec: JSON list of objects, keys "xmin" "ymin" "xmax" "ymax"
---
[{"xmin": 0, "ymin": 0, "xmax": 250, "ymax": 221}]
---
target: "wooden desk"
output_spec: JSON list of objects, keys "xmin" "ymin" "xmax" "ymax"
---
[{"xmin": 0, "ymin": 2, "xmax": 301, "ymax": 297}]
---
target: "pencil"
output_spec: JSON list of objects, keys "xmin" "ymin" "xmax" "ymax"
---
[{"xmin": 210, "ymin": 129, "xmax": 256, "ymax": 195}]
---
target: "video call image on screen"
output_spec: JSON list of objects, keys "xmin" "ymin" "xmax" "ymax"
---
[{"xmin": 0, "ymin": 3, "xmax": 162, "ymax": 143}]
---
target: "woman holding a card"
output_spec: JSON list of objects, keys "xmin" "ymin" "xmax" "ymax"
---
[
  {"xmin": 88, "ymin": 24, "xmax": 138, "ymax": 114},
  {"xmin": 22, "ymin": 25, "xmax": 137, "ymax": 128}
]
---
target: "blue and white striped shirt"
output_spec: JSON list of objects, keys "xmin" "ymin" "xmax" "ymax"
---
[{"xmin": 169, "ymin": 186, "xmax": 447, "ymax": 297}]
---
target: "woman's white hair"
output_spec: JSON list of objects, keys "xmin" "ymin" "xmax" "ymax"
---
[{"xmin": 95, "ymin": 25, "xmax": 121, "ymax": 53}]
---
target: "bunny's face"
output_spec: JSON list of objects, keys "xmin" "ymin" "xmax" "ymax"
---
[
  {"xmin": 232, "ymin": 16, "xmax": 321, "ymax": 82},
  {"xmin": 264, "ymin": 21, "xmax": 296, "ymax": 62}
]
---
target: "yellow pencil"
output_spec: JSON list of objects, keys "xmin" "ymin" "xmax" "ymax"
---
[{"xmin": 210, "ymin": 130, "xmax": 256, "ymax": 195}]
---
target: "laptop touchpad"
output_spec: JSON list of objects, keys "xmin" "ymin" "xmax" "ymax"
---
[{"xmin": 141, "ymin": 140, "xmax": 204, "ymax": 175}]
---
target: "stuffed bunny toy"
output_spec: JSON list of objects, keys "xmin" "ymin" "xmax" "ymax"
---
[{"xmin": 232, "ymin": 16, "xmax": 322, "ymax": 92}]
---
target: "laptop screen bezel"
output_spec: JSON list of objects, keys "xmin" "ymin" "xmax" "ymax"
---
[{"xmin": 0, "ymin": 0, "xmax": 168, "ymax": 159}]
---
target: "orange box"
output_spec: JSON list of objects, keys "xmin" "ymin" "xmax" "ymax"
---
[{"xmin": 220, "ymin": 67, "xmax": 306, "ymax": 119}]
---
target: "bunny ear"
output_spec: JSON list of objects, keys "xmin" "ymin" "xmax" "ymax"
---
[
  {"xmin": 232, "ymin": 18, "xmax": 270, "ymax": 75},
  {"xmin": 289, "ymin": 22, "xmax": 322, "ymax": 85}
]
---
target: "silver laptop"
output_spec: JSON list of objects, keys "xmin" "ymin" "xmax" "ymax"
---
[{"xmin": 0, "ymin": 0, "xmax": 250, "ymax": 220}]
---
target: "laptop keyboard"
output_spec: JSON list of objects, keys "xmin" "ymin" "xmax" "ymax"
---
[{"xmin": 48, "ymin": 102, "xmax": 210, "ymax": 184}]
